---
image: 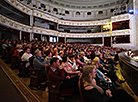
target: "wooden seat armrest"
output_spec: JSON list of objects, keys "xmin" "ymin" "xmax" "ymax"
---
[
  {"xmin": 20, "ymin": 61, "xmax": 28, "ymax": 66},
  {"xmin": 29, "ymin": 68, "xmax": 41, "ymax": 77},
  {"xmin": 29, "ymin": 68, "xmax": 41, "ymax": 71},
  {"xmin": 47, "ymin": 81, "xmax": 63, "ymax": 93}
]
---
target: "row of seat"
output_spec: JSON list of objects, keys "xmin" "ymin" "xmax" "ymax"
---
[{"xmin": 0, "ymin": 45, "xmax": 78, "ymax": 102}]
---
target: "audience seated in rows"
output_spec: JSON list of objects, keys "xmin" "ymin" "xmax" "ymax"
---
[
  {"xmin": 33, "ymin": 49, "xmax": 48, "ymax": 77},
  {"xmin": 82, "ymin": 65, "xmax": 135, "ymax": 102},
  {"xmin": 0, "ymin": 39, "xmax": 134, "ymax": 102},
  {"xmin": 21, "ymin": 47, "xmax": 33, "ymax": 68},
  {"xmin": 48, "ymin": 57, "xmax": 79, "ymax": 90}
]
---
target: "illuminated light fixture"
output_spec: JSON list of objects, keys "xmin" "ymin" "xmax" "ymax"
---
[{"xmin": 129, "ymin": 9, "xmax": 134, "ymax": 13}]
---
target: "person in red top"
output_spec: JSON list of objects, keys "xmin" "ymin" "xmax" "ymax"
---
[
  {"xmin": 61, "ymin": 55, "xmax": 81, "ymax": 77},
  {"xmin": 48, "ymin": 57, "xmax": 79, "ymax": 90}
]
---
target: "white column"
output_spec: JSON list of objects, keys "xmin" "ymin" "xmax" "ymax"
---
[
  {"xmin": 103, "ymin": 10, "xmax": 106, "ymax": 16},
  {"xmin": 91, "ymin": 11, "xmax": 94, "ymax": 17},
  {"xmin": 57, "ymin": 36, "xmax": 59, "ymax": 42},
  {"xmin": 69, "ymin": 10, "xmax": 72, "ymax": 17},
  {"xmin": 94, "ymin": 11, "xmax": 97, "ymax": 17},
  {"xmin": 36, "ymin": 1, "xmax": 39, "ymax": 8},
  {"xmin": 111, "ymin": 36, "xmax": 113, "ymax": 47},
  {"xmin": 107, "ymin": 9, "xmax": 111, "ymax": 16},
  {"xmin": 134, "ymin": 0, "xmax": 138, "ymax": 50},
  {"xmin": 30, "ymin": 32, "xmax": 34, "ymax": 41},
  {"xmin": 102, "ymin": 36, "xmax": 104, "ymax": 45},
  {"xmin": 30, "ymin": 15, "xmax": 34, "ymax": 26},
  {"xmin": 50, "ymin": 6, "xmax": 53, "ymax": 13},
  {"xmin": 83, "ymin": 11, "xmax": 86, "ymax": 18},
  {"xmin": 126, "ymin": 4, "xmax": 128, "ymax": 12},
  {"xmin": 49, "ymin": 36, "xmax": 50, "ymax": 42},
  {"xmin": 58, "ymin": 8, "xmax": 61, "ymax": 15},
  {"xmin": 41, "ymin": 34, "xmax": 42, "ymax": 41},
  {"xmin": 46, "ymin": 4, "xmax": 49, "ymax": 11},
  {"xmin": 19, "ymin": 31, "xmax": 22, "ymax": 40},
  {"xmin": 64, "ymin": 37, "xmax": 66, "ymax": 43},
  {"xmin": 62, "ymin": 9, "xmax": 65, "ymax": 15},
  {"xmin": 72, "ymin": 11, "xmax": 75, "ymax": 17}
]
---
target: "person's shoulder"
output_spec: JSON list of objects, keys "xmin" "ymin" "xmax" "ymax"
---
[
  {"xmin": 84, "ymin": 85, "xmax": 94, "ymax": 90},
  {"xmin": 33, "ymin": 57, "xmax": 37, "ymax": 61}
]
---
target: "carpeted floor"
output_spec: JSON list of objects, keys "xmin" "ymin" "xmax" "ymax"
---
[{"xmin": 0, "ymin": 67, "xmax": 27, "ymax": 102}]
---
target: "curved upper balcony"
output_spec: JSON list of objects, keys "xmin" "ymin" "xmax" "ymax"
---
[
  {"xmin": 0, "ymin": 14, "xmax": 131, "ymax": 38},
  {"xmin": 4, "ymin": 0, "xmax": 131, "ymax": 27},
  {"xmin": 5, "ymin": 0, "xmax": 130, "ymax": 21}
]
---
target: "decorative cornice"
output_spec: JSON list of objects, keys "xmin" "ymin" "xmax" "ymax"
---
[
  {"xmin": 5, "ymin": 0, "xmax": 130, "ymax": 26},
  {"xmin": 0, "ymin": 14, "xmax": 131, "ymax": 38}
]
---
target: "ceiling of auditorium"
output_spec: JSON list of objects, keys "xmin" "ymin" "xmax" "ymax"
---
[{"xmin": 45, "ymin": 0, "xmax": 125, "ymax": 9}]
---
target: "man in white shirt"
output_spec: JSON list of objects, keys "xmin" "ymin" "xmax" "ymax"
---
[
  {"xmin": 21, "ymin": 47, "xmax": 33, "ymax": 68},
  {"xmin": 68, "ymin": 54, "xmax": 78, "ymax": 71},
  {"xmin": 80, "ymin": 51, "xmax": 91, "ymax": 64}
]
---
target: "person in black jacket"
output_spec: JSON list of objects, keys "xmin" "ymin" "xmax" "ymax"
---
[{"xmin": 82, "ymin": 65, "xmax": 135, "ymax": 102}]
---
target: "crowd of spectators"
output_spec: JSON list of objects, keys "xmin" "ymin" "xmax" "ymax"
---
[{"xmin": 0, "ymin": 38, "xmax": 135, "ymax": 102}]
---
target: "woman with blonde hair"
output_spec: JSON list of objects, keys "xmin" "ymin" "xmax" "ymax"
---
[{"xmin": 82, "ymin": 65, "xmax": 135, "ymax": 102}]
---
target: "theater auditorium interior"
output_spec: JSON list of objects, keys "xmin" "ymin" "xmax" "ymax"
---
[{"xmin": 0, "ymin": 0, "xmax": 138, "ymax": 102}]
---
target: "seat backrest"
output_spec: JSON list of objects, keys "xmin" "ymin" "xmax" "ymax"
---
[
  {"xmin": 11, "ymin": 47, "xmax": 17, "ymax": 55},
  {"xmin": 45, "ymin": 65, "xmax": 51, "ymax": 80},
  {"xmin": 29, "ymin": 56, "xmax": 35, "ymax": 68},
  {"xmin": 78, "ymin": 77, "xmax": 87, "ymax": 102},
  {"xmin": 19, "ymin": 51, "xmax": 25, "ymax": 63},
  {"xmin": 6, "ymin": 46, "xmax": 14, "ymax": 53}
]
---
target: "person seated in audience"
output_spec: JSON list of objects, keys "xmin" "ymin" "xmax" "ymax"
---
[
  {"xmin": 95, "ymin": 49, "xmax": 101, "ymax": 56},
  {"xmin": 53, "ymin": 50, "xmax": 62, "ymax": 61},
  {"xmin": 61, "ymin": 55, "xmax": 81, "ymax": 77},
  {"xmin": 27, "ymin": 44, "xmax": 32, "ymax": 52},
  {"xmin": 2, "ymin": 39, "xmax": 7, "ymax": 49},
  {"xmin": 59, "ymin": 50, "xmax": 64, "ymax": 58},
  {"xmin": 68, "ymin": 54, "xmax": 79, "ymax": 71},
  {"xmin": 41, "ymin": 46, "xmax": 46, "ymax": 57},
  {"xmin": 92, "ymin": 60, "xmax": 113, "ymax": 88},
  {"xmin": 80, "ymin": 51, "xmax": 91, "ymax": 64},
  {"xmin": 33, "ymin": 49, "xmax": 48, "ymax": 77},
  {"xmin": 48, "ymin": 57, "xmax": 79, "ymax": 90},
  {"xmin": 104, "ymin": 51, "xmax": 118, "ymax": 66},
  {"xmin": 89, "ymin": 50, "xmax": 96, "ymax": 60},
  {"xmin": 82, "ymin": 65, "xmax": 136, "ymax": 102},
  {"xmin": 98, "ymin": 54, "xmax": 115, "ymax": 71},
  {"xmin": 21, "ymin": 47, "xmax": 33, "ymax": 68},
  {"xmin": 64, "ymin": 48, "xmax": 69, "ymax": 56},
  {"xmin": 93, "ymin": 57, "xmax": 126, "ymax": 87},
  {"xmin": 2, "ymin": 39, "xmax": 11, "ymax": 50},
  {"xmin": 45, "ymin": 49, "xmax": 52, "ymax": 64},
  {"xmin": 12, "ymin": 44, "xmax": 23, "ymax": 57},
  {"xmin": 75, "ymin": 54, "xmax": 87, "ymax": 68},
  {"xmin": 12, "ymin": 40, "xmax": 17, "ymax": 47}
]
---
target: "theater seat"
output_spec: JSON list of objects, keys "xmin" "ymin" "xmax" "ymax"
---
[
  {"xmin": 46, "ymin": 66, "xmax": 75, "ymax": 102},
  {"xmin": 78, "ymin": 77, "xmax": 87, "ymax": 102},
  {"xmin": 5, "ymin": 46, "xmax": 13, "ymax": 63},
  {"xmin": 29, "ymin": 56, "xmax": 47, "ymax": 89},
  {"xmin": 10, "ymin": 48, "xmax": 18, "ymax": 69}
]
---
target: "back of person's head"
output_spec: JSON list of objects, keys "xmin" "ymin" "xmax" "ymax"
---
[
  {"xmin": 53, "ymin": 50, "xmax": 58, "ymax": 55},
  {"xmin": 16, "ymin": 44, "xmax": 22, "ymax": 48},
  {"xmin": 50, "ymin": 57, "xmax": 59, "ymax": 65},
  {"xmin": 92, "ymin": 57, "xmax": 99, "ymax": 63},
  {"xmin": 24, "ymin": 47, "xmax": 30, "ymax": 52},
  {"xmin": 82, "ymin": 65, "xmax": 96, "ymax": 83},
  {"xmin": 69, "ymin": 54, "xmax": 75, "ymax": 59},
  {"xmin": 62, "ymin": 55, "xmax": 68, "ymax": 62},
  {"xmin": 46, "ymin": 49, "xmax": 51, "ymax": 56},
  {"xmin": 34, "ymin": 49, "xmax": 40, "ymax": 55}
]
